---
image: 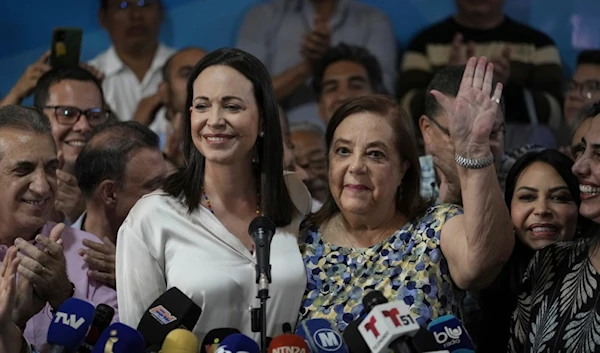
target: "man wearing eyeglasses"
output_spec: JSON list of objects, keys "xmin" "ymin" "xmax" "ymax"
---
[
  {"xmin": 418, "ymin": 64, "xmax": 510, "ymax": 205},
  {"xmin": 32, "ymin": 67, "xmax": 110, "ymax": 225},
  {"xmin": 564, "ymin": 50, "xmax": 600, "ymax": 128},
  {"xmin": 90, "ymin": 0, "xmax": 174, "ymax": 122}
]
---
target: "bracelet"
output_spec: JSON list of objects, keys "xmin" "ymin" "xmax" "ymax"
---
[{"xmin": 455, "ymin": 153, "xmax": 494, "ymax": 169}]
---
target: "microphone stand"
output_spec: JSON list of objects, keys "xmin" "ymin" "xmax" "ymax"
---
[{"xmin": 249, "ymin": 217, "xmax": 274, "ymax": 353}]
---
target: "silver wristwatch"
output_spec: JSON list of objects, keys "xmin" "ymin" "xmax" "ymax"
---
[{"xmin": 455, "ymin": 153, "xmax": 494, "ymax": 169}]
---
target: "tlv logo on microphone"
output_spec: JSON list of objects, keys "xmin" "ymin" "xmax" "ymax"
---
[
  {"xmin": 433, "ymin": 325, "xmax": 463, "ymax": 348},
  {"xmin": 149, "ymin": 305, "xmax": 177, "ymax": 325},
  {"xmin": 53, "ymin": 311, "xmax": 86, "ymax": 329},
  {"xmin": 312, "ymin": 328, "xmax": 343, "ymax": 351}
]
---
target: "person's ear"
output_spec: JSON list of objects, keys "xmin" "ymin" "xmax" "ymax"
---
[
  {"xmin": 419, "ymin": 115, "xmax": 434, "ymax": 146},
  {"xmin": 99, "ymin": 179, "xmax": 118, "ymax": 207}
]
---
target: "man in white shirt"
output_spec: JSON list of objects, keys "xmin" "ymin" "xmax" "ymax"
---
[{"xmin": 90, "ymin": 0, "xmax": 175, "ymax": 121}]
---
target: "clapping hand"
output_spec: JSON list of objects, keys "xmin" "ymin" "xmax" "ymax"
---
[
  {"xmin": 430, "ymin": 57, "xmax": 503, "ymax": 158},
  {"xmin": 55, "ymin": 169, "xmax": 86, "ymax": 224},
  {"xmin": 78, "ymin": 237, "xmax": 116, "ymax": 289},
  {"xmin": 14, "ymin": 223, "xmax": 73, "ymax": 311},
  {"xmin": 0, "ymin": 247, "xmax": 19, "ymax": 330},
  {"xmin": 301, "ymin": 15, "xmax": 330, "ymax": 63},
  {"xmin": 448, "ymin": 33, "xmax": 476, "ymax": 66}
]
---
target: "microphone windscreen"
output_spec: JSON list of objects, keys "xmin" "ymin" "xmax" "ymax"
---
[
  {"xmin": 80, "ymin": 303, "xmax": 116, "ymax": 352},
  {"xmin": 427, "ymin": 315, "xmax": 475, "ymax": 352},
  {"xmin": 137, "ymin": 287, "xmax": 202, "ymax": 348},
  {"xmin": 200, "ymin": 328, "xmax": 241, "ymax": 353},
  {"xmin": 248, "ymin": 216, "xmax": 276, "ymax": 235},
  {"xmin": 91, "ymin": 323, "xmax": 145, "ymax": 353},
  {"xmin": 159, "ymin": 329, "xmax": 199, "ymax": 353},
  {"xmin": 216, "ymin": 333, "xmax": 260, "ymax": 353},
  {"xmin": 282, "ymin": 323, "xmax": 292, "ymax": 334},
  {"xmin": 47, "ymin": 297, "xmax": 96, "ymax": 351},
  {"xmin": 268, "ymin": 334, "xmax": 309, "ymax": 353},
  {"xmin": 342, "ymin": 320, "xmax": 369, "ymax": 353},
  {"xmin": 295, "ymin": 319, "xmax": 348, "ymax": 353}
]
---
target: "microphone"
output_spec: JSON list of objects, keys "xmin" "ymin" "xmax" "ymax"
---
[
  {"xmin": 46, "ymin": 298, "xmax": 96, "ymax": 353},
  {"xmin": 295, "ymin": 318, "xmax": 348, "ymax": 353},
  {"xmin": 159, "ymin": 329, "xmax": 199, "ymax": 353},
  {"xmin": 201, "ymin": 328, "xmax": 241, "ymax": 353},
  {"xmin": 267, "ymin": 334, "xmax": 310, "ymax": 353},
  {"xmin": 343, "ymin": 320, "xmax": 370, "ymax": 353},
  {"xmin": 282, "ymin": 323, "xmax": 292, "ymax": 334},
  {"xmin": 137, "ymin": 287, "xmax": 202, "ymax": 350},
  {"xmin": 215, "ymin": 333, "xmax": 260, "ymax": 353},
  {"xmin": 248, "ymin": 216, "xmax": 276, "ymax": 295},
  {"xmin": 358, "ymin": 291, "xmax": 420, "ymax": 353},
  {"xmin": 91, "ymin": 323, "xmax": 145, "ymax": 353},
  {"xmin": 427, "ymin": 315, "xmax": 475, "ymax": 352},
  {"xmin": 79, "ymin": 304, "xmax": 116, "ymax": 352}
]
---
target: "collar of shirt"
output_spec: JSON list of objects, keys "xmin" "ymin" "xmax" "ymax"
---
[
  {"xmin": 293, "ymin": 0, "xmax": 351, "ymax": 30},
  {"xmin": 71, "ymin": 211, "xmax": 86, "ymax": 231},
  {"xmin": 100, "ymin": 43, "xmax": 174, "ymax": 80}
]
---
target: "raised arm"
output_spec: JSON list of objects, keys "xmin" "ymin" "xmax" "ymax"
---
[{"xmin": 435, "ymin": 57, "xmax": 513, "ymax": 290}]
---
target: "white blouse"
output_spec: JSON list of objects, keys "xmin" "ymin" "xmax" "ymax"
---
[{"xmin": 116, "ymin": 173, "xmax": 311, "ymax": 343}]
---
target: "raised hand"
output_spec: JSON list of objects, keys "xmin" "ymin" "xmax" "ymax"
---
[
  {"xmin": 0, "ymin": 51, "xmax": 52, "ymax": 106},
  {"xmin": 0, "ymin": 247, "xmax": 19, "ymax": 329},
  {"xmin": 55, "ymin": 169, "xmax": 86, "ymax": 224},
  {"xmin": 14, "ymin": 223, "xmax": 73, "ymax": 311},
  {"xmin": 490, "ymin": 46, "xmax": 511, "ymax": 85},
  {"xmin": 78, "ymin": 237, "xmax": 116, "ymax": 289},
  {"xmin": 430, "ymin": 57, "xmax": 503, "ymax": 158}
]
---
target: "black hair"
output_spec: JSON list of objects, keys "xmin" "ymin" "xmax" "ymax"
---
[
  {"xmin": 577, "ymin": 50, "xmax": 600, "ymax": 66},
  {"xmin": 424, "ymin": 65, "xmax": 505, "ymax": 119},
  {"xmin": 75, "ymin": 121, "xmax": 160, "ymax": 198},
  {"xmin": 162, "ymin": 48, "xmax": 294, "ymax": 226},
  {"xmin": 33, "ymin": 67, "xmax": 105, "ymax": 110},
  {"xmin": 312, "ymin": 43, "xmax": 386, "ymax": 99}
]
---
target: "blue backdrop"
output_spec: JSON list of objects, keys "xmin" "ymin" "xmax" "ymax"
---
[{"xmin": 1, "ymin": 0, "xmax": 599, "ymax": 98}]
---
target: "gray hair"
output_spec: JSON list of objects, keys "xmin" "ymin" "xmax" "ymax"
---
[{"xmin": 0, "ymin": 105, "xmax": 51, "ymax": 134}]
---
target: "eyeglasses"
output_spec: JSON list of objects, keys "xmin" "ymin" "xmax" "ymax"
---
[
  {"xmin": 107, "ymin": 0, "xmax": 159, "ymax": 11},
  {"xmin": 44, "ymin": 106, "xmax": 110, "ymax": 127},
  {"xmin": 565, "ymin": 79, "xmax": 600, "ymax": 100},
  {"xmin": 428, "ymin": 116, "xmax": 505, "ymax": 139},
  {"xmin": 428, "ymin": 117, "xmax": 450, "ymax": 137}
]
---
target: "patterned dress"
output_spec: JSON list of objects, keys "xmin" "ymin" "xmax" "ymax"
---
[
  {"xmin": 509, "ymin": 238, "xmax": 600, "ymax": 353},
  {"xmin": 299, "ymin": 204, "xmax": 464, "ymax": 331}
]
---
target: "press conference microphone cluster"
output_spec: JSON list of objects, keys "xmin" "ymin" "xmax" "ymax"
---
[{"xmin": 248, "ymin": 216, "xmax": 276, "ymax": 353}]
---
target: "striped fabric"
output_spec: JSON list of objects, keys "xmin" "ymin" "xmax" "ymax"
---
[{"xmin": 398, "ymin": 16, "xmax": 563, "ymax": 128}]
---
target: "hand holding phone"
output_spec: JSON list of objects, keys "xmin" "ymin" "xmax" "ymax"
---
[{"xmin": 50, "ymin": 27, "xmax": 82, "ymax": 69}]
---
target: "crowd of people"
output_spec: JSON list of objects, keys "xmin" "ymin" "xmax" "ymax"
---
[{"xmin": 0, "ymin": 0, "xmax": 600, "ymax": 352}]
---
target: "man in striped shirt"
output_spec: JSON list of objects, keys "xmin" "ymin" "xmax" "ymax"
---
[{"xmin": 398, "ymin": 0, "xmax": 563, "ymax": 132}]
